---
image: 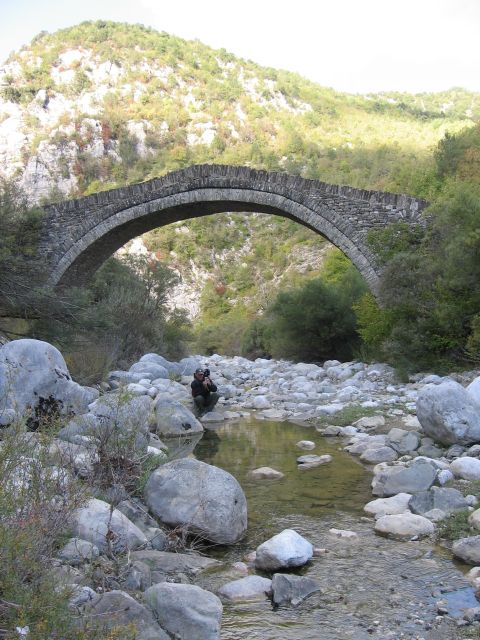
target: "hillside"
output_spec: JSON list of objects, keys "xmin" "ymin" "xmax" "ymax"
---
[{"xmin": 1, "ymin": 20, "xmax": 479, "ymax": 349}]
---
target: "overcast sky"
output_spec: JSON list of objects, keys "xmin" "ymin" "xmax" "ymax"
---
[{"xmin": 2, "ymin": 0, "xmax": 479, "ymax": 94}]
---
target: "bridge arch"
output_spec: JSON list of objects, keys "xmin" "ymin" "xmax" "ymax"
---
[{"xmin": 39, "ymin": 165, "xmax": 427, "ymax": 296}]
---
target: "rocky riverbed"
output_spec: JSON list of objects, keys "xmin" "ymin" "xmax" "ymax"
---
[{"xmin": 2, "ymin": 339, "xmax": 480, "ymax": 638}]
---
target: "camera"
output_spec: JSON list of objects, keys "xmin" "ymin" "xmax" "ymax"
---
[{"xmin": 203, "ymin": 368, "xmax": 210, "ymax": 378}]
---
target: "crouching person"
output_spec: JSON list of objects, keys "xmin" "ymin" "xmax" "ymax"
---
[{"xmin": 191, "ymin": 368, "xmax": 220, "ymax": 417}]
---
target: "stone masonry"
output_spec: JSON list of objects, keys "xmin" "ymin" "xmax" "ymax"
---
[{"xmin": 37, "ymin": 164, "xmax": 428, "ymax": 295}]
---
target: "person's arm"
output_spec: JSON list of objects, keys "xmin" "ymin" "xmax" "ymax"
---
[
  {"xmin": 191, "ymin": 380, "xmax": 203, "ymax": 397},
  {"xmin": 205, "ymin": 377, "xmax": 217, "ymax": 392}
]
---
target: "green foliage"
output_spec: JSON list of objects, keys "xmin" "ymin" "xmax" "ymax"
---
[
  {"xmin": 0, "ymin": 423, "xmax": 92, "ymax": 638},
  {"xmin": 259, "ymin": 262, "xmax": 367, "ymax": 362},
  {"xmin": 370, "ymin": 181, "xmax": 480, "ymax": 372},
  {"xmin": 436, "ymin": 510, "xmax": 471, "ymax": 541},
  {"xmin": 30, "ymin": 255, "xmax": 190, "ymax": 381}
]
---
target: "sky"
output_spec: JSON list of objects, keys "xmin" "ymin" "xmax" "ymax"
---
[{"xmin": 1, "ymin": 0, "xmax": 479, "ymax": 94}]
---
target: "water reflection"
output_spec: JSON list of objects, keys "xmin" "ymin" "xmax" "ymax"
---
[
  {"xmin": 191, "ymin": 419, "xmax": 471, "ymax": 640},
  {"xmin": 195, "ymin": 419, "xmax": 372, "ymax": 539}
]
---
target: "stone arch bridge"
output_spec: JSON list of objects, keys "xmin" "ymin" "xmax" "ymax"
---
[{"xmin": 39, "ymin": 164, "xmax": 428, "ymax": 295}]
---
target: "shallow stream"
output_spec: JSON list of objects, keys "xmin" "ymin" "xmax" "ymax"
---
[{"xmin": 189, "ymin": 418, "xmax": 474, "ymax": 639}]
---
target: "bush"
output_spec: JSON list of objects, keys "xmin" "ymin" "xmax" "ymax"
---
[
  {"xmin": 261, "ymin": 263, "xmax": 367, "ymax": 362},
  {"xmin": 0, "ymin": 422, "xmax": 90, "ymax": 638}
]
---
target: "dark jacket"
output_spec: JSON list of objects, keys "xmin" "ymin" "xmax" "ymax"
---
[{"xmin": 191, "ymin": 378, "xmax": 217, "ymax": 399}]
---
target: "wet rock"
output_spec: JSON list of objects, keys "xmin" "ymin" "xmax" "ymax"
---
[
  {"xmin": 255, "ymin": 529, "xmax": 313, "ymax": 571},
  {"xmin": 329, "ymin": 528, "xmax": 358, "ymax": 539},
  {"xmin": 144, "ymin": 582, "xmax": 222, "ymax": 640},
  {"xmin": 416, "ymin": 381, "xmax": 480, "ymax": 445},
  {"xmin": 201, "ymin": 411, "xmax": 226, "ymax": 423},
  {"xmin": 144, "ymin": 458, "xmax": 247, "ymax": 544},
  {"xmin": 248, "ymin": 467, "xmax": 284, "ymax": 480},
  {"xmin": 364, "ymin": 493, "xmax": 413, "ymax": 518},
  {"xmin": 374, "ymin": 513, "xmax": 435, "ymax": 540},
  {"xmin": 371, "ymin": 460, "xmax": 437, "ymax": 497},
  {"xmin": 218, "ymin": 575, "xmax": 272, "ymax": 602},
  {"xmin": 82, "ymin": 590, "xmax": 169, "ymax": 640},
  {"xmin": 297, "ymin": 454, "xmax": 332, "ymax": 469},
  {"xmin": 272, "ymin": 573, "xmax": 321, "ymax": 606},
  {"xmin": 71, "ymin": 498, "xmax": 147, "ymax": 554},
  {"xmin": 296, "ymin": 440, "xmax": 315, "ymax": 450}
]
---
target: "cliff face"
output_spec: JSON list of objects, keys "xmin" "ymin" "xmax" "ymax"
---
[{"xmin": 1, "ymin": 21, "xmax": 478, "ymax": 319}]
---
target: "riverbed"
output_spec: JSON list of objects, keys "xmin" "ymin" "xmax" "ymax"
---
[{"xmin": 192, "ymin": 418, "xmax": 475, "ymax": 639}]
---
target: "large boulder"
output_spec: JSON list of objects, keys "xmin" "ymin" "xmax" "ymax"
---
[
  {"xmin": 153, "ymin": 399, "xmax": 203, "ymax": 437},
  {"xmin": 129, "ymin": 361, "xmax": 169, "ymax": 380},
  {"xmin": 408, "ymin": 486, "xmax": 469, "ymax": 517},
  {"xmin": 144, "ymin": 458, "xmax": 247, "ymax": 544},
  {"xmin": 416, "ymin": 381, "xmax": 480, "ymax": 445},
  {"xmin": 81, "ymin": 590, "xmax": 169, "ymax": 640},
  {"xmin": 86, "ymin": 394, "xmax": 152, "ymax": 455},
  {"xmin": 144, "ymin": 583, "xmax": 222, "ymax": 640},
  {"xmin": 71, "ymin": 498, "xmax": 147, "ymax": 554},
  {"xmin": 255, "ymin": 529, "xmax": 313, "ymax": 571},
  {"xmin": 371, "ymin": 461, "xmax": 437, "ymax": 497},
  {"xmin": 0, "ymin": 339, "xmax": 98, "ymax": 425}
]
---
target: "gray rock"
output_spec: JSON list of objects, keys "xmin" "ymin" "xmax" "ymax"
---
[
  {"xmin": 364, "ymin": 493, "xmax": 413, "ymax": 518},
  {"xmin": 450, "ymin": 457, "xmax": 480, "ymax": 480},
  {"xmin": 371, "ymin": 461, "xmax": 437, "ymax": 497},
  {"xmin": 417, "ymin": 381, "xmax": 480, "ymax": 445},
  {"xmin": 296, "ymin": 440, "xmax": 315, "ymax": 450},
  {"xmin": 255, "ymin": 529, "xmax": 313, "ymax": 571},
  {"xmin": 452, "ymin": 536, "xmax": 480, "ymax": 565},
  {"xmin": 144, "ymin": 458, "xmax": 247, "ymax": 544},
  {"xmin": 297, "ymin": 454, "xmax": 332, "ymax": 468},
  {"xmin": 468, "ymin": 509, "xmax": 480, "ymax": 530},
  {"xmin": 144, "ymin": 583, "xmax": 222, "ymax": 640},
  {"xmin": 130, "ymin": 550, "xmax": 220, "ymax": 582},
  {"xmin": 130, "ymin": 361, "xmax": 169, "ymax": 380},
  {"xmin": 71, "ymin": 498, "xmax": 147, "ymax": 554},
  {"xmin": 375, "ymin": 513, "xmax": 435, "ymax": 540},
  {"xmin": 248, "ymin": 467, "xmax": 284, "ymax": 480},
  {"xmin": 218, "ymin": 575, "xmax": 272, "ymax": 602},
  {"xmin": 58, "ymin": 538, "xmax": 99, "ymax": 566},
  {"xmin": 360, "ymin": 446, "xmax": 398, "ymax": 464},
  {"xmin": 177, "ymin": 356, "xmax": 202, "ymax": 376},
  {"xmin": 154, "ymin": 398, "xmax": 203, "ymax": 437},
  {"xmin": 387, "ymin": 428, "xmax": 421, "ymax": 454},
  {"xmin": 123, "ymin": 560, "xmax": 152, "ymax": 591},
  {"xmin": 408, "ymin": 487, "xmax": 469, "ymax": 516},
  {"xmin": 0, "ymin": 339, "xmax": 99, "ymax": 425},
  {"xmin": 82, "ymin": 590, "xmax": 168, "ymax": 640},
  {"xmin": 417, "ymin": 443, "xmax": 444, "ymax": 458},
  {"xmin": 116, "ymin": 498, "xmax": 160, "ymax": 534},
  {"xmin": 272, "ymin": 573, "xmax": 321, "ymax": 606},
  {"xmin": 87, "ymin": 394, "xmax": 152, "ymax": 455}
]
